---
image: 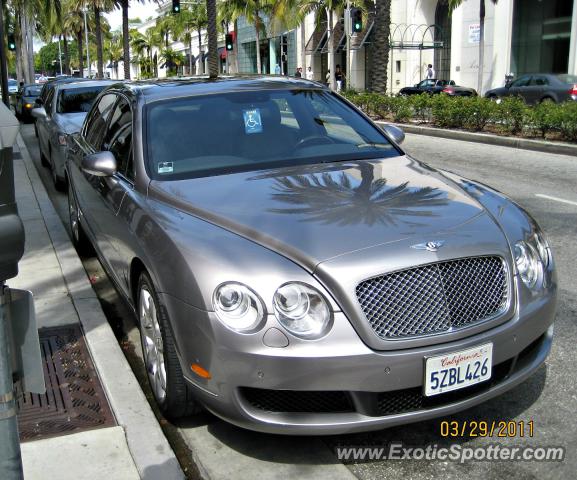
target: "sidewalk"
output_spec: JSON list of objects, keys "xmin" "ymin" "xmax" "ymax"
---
[{"xmin": 10, "ymin": 134, "xmax": 184, "ymax": 480}]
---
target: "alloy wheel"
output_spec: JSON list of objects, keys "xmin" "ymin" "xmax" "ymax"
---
[{"xmin": 139, "ymin": 287, "xmax": 167, "ymax": 404}]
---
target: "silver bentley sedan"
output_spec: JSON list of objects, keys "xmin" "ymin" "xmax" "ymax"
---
[{"xmin": 65, "ymin": 77, "xmax": 556, "ymax": 435}]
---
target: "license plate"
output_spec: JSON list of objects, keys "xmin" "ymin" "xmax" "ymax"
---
[{"xmin": 425, "ymin": 343, "xmax": 493, "ymax": 397}]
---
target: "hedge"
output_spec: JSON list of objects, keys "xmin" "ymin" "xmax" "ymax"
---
[{"xmin": 341, "ymin": 91, "xmax": 577, "ymax": 143}]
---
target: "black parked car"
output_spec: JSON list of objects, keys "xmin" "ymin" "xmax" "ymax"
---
[
  {"xmin": 15, "ymin": 84, "xmax": 42, "ymax": 122},
  {"xmin": 399, "ymin": 79, "xmax": 477, "ymax": 97},
  {"xmin": 485, "ymin": 74, "xmax": 577, "ymax": 105}
]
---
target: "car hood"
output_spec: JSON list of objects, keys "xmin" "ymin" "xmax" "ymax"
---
[
  {"xmin": 53, "ymin": 112, "xmax": 87, "ymax": 134},
  {"xmin": 148, "ymin": 156, "xmax": 492, "ymax": 272}
]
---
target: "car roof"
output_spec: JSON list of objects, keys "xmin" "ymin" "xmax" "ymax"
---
[
  {"xmin": 57, "ymin": 79, "xmax": 115, "ymax": 90},
  {"xmin": 110, "ymin": 75, "xmax": 327, "ymax": 103}
]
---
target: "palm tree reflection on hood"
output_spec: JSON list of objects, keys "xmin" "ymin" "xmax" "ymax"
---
[{"xmin": 253, "ymin": 162, "xmax": 449, "ymax": 227}]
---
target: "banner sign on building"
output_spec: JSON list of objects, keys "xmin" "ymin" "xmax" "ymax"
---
[{"xmin": 469, "ymin": 24, "xmax": 480, "ymax": 44}]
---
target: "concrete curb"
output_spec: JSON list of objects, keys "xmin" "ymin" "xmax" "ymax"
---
[
  {"xmin": 376, "ymin": 121, "xmax": 577, "ymax": 157},
  {"xmin": 17, "ymin": 134, "xmax": 185, "ymax": 480}
]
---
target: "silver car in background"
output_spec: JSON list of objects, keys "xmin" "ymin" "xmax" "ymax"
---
[
  {"xmin": 32, "ymin": 80, "xmax": 113, "ymax": 190},
  {"xmin": 66, "ymin": 77, "xmax": 556, "ymax": 435}
]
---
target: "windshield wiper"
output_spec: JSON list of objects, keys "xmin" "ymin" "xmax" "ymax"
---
[{"xmin": 356, "ymin": 142, "xmax": 391, "ymax": 149}]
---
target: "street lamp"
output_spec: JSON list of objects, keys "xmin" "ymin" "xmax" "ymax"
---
[{"xmin": 83, "ymin": 8, "xmax": 91, "ymax": 77}]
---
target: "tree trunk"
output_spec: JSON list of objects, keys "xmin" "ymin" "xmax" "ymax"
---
[
  {"xmin": 77, "ymin": 31, "xmax": 84, "ymax": 77},
  {"xmin": 189, "ymin": 35, "xmax": 193, "ymax": 74},
  {"xmin": 63, "ymin": 37, "xmax": 70, "ymax": 75},
  {"xmin": 477, "ymin": 0, "xmax": 485, "ymax": 94},
  {"xmin": 94, "ymin": 6, "xmax": 104, "ymax": 78},
  {"xmin": 15, "ymin": 35, "xmax": 23, "ymax": 82},
  {"xmin": 327, "ymin": 9, "xmax": 335, "ymax": 90},
  {"xmin": 300, "ymin": 23, "xmax": 306, "ymax": 72},
  {"xmin": 206, "ymin": 0, "xmax": 219, "ymax": 78},
  {"xmin": 122, "ymin": 0, "xmax": 131, "ymax": 79},
  {"xmin": 370, "ymin": 0, "xmax": 391, "ymax": 93},
  {"xmin": 25, "ymin": 14, "xmax": 35, "ymax": 83},
  {"xmin": 197, "ymin": 28, "xmax": 203, "ymax": 74},
  {"xmin": 19, "ymin": 13, "xmax": 30, "ymax": 83},
  {"xmin": 233, "ymin": 20, "xmax": 239, "ymax": 74},
  {"xmin": 255, "ymin": 14, "xmax": 262, "ymax": 74}
]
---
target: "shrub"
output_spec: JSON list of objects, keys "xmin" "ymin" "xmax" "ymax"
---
[
  {"xmin": 463, "ymin": 96, "xmax": 499, "ymax": 131},
  {"xmin": 496, "ymin": 97, "xmax": 528, "ymax": 135},
  {"xmin": 557, "ymin": 102, "xmax": 577, "ymax": 142},
  {"xmin": 409, "ymin": 93, "xmax": 433, "ymax": 123},
  {"xmin": 530, "ymin": 101, "xmax": 559, "ymax": 138}
]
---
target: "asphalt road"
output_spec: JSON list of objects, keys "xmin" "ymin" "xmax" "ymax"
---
[{"xmin": 20, "ymin": 123, "xmax": 576, "ymax": 480}]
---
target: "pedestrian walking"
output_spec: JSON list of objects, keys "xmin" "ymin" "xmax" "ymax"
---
[
  {"xmin": 426, "ymin": 64, "xmax": 435, "ymax": 79},
  {"xmin": 274, "ymin": 64, "xmax": 281, "ymax": 75},
  {"xmin": 325, "ymin": 69, "xmax": 331, "ymax": 86},
  {"xmin": 306, "ymin": 66, "xmax": 314, "ymax": 80},
  {"xmin": 335, "ymin": 65, "xmax": 346, "ymax": 92},
  {"xmin": 294, "ymin": 67, "xmax": 302, "ymax": 78}
]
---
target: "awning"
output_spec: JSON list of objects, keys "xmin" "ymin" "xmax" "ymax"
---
[
  {"xmin": 335, "ymin": 32, "xmax": 347, "ymax": 53},
  {"xmin": 305, "ymin": 27, "xmax": 328, "ymax": 54}
]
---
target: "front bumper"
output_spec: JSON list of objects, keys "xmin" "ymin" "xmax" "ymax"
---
[{"xmin": 162, "ymin": 279, "xmax": 556, "ymax": 435}]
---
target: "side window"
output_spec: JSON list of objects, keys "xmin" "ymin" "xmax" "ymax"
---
[
  {"xmin": 44, "ymin": 88, "xmax": 55, "ymax": 114},
  {"xmin": 103, "ymin": 98, "xmax": 133, "ymax": 181},
  {"xmin": 84, "ymin": 94, "xmax": 117, "ymax": 150},
  {"xmin": 511, "ymin": 76, "xmax": 531, "ymax": 87},
  {"xmin": 532, "ymin": 77, "xmax": 548, "ymax": 86},
  {"xmin": 310, "ymin": 96, "xmax": 365, "ymax": 144}
]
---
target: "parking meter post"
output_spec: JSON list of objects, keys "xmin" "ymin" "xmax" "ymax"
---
[
  {"xmin": 0, "ymin": 287, "xmax": 23, "ymax": 480},
  {"xmin": 0, "ymin": 99, "xmax": 25, "ymax": 480}
]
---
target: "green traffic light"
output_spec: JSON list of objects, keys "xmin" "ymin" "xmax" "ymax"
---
[
  {"xmin": 175, "ymin": 6, "xmax": 179, "ymax": 12},
  {"xmin": 355, "ymin": 23, "xmax": 361, "ymax": 29}
]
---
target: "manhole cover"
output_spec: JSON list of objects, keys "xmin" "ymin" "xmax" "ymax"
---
[{"xmin": 16, "ymin": 325, "xmax": 116, "ymax": 441}]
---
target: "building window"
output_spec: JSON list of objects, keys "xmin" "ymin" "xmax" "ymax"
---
[
  {"xmin": 512, "ymin": 0, "xmax": 574, "ymax": 75},
  {"xmin": 396, "ymin": 60, "xmax": 401, "ymax": 73}
]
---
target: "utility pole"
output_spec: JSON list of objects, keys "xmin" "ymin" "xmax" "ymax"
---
[
  {"xmin": 83, "ymin": 9, "xmax": 91, "ymax": 77},
  {"xmin": 58, "ymin": 38, "xmax": 63, "ymax": 76}
]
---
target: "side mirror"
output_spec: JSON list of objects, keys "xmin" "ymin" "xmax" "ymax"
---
[
  {"xmin": 381, "ymin": 124, "xmax": 405, "ymax": 145},
  {"xmin": 35, "ymin": 98, "xmax": 43, "ymax": 106},
  {"xmin": 82, "ymin": 151, "xmax": 117, "ymax": 177},
  {"xmin": 31, "ymin": 107, "xmax": 46, "ymax": 119}
]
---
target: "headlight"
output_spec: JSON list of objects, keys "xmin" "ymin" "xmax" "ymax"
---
[
  {"xmin": 213, "ymin": 282, "xmax": 265, "ymax": 333},
  {"xmin": 514, "ymin": 241, "xmax": 542, "ymax": 288},
  {"xmin": 273, "ymin": 283, "xmax": 332, "ymax": 339},
  {"xmin": 532, "ymin": 231, "xmax": 550, "ymax": 268}
]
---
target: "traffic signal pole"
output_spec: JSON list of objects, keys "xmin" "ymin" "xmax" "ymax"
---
[
  {"xmin": 346, "ymin": 1, "xmax": 351, "ymax": 91},
  {"xmin": 0, "ymin": 1, "xmax": 10, "ymax": 107}
]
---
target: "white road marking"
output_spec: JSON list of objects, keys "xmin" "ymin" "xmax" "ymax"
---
[{"xmin": 536, "ymin": 193, "xmax": 577, "ymax": 207}]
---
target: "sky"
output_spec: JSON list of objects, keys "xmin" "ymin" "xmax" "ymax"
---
[{"xmin": 104, "ymin": 1, "xmax": 160, "ymax": 31}]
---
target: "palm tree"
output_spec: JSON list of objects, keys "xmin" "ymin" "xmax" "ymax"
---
[
  {"xmin": 298, "ymin": 0, "xmax": 349, "ymax": 90},
  {"xmin": 370, "ymin": 0, "xmax": 391, "ymax": 93},
  {"xmin": 131, "ymin": 27, "xmax": 161, "ymax": 77},
  {"xmin": 173, "ymin": 2, "xmax": 207, "ymax": 75},
  {"xmin": 104, "ymin": 30, "xmax": 124, "ymax": 78},
  {"xmin": 115, "ymin": 0, "xmax": 144, "ymax": 79},
  {"xmin": 206, "ymin": 0, "xmax": 218, "ymax": 77},
  {"xmin": 448, "ymin": 0, "xmax": 498, "ymax": 94},
  {"xmin": 63, "ymin": 1, "xmax": 91, "ymax": 77},
  {"xmin": 90, "ymin": 0, "xmax": 115, "ymax": 78},
  {"xmin": 252, "ymin": 162, "xmax": 449, "ymax": 227},
  {"xmin": 159, "ymin": 48, "xmax": 185, "ymax": 77},
  {"xmin": 221, "ymin": 0, "xmax": 272, "ymax": 75}
]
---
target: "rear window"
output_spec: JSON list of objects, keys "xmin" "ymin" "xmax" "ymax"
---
[
  {"xmin": 24, "ymin": 86, "xmax": 41, "ymax": 96},
  {"xmin": 145, "ymin": 89, "xmax": 400, "ymax": 180},
  {"xmin": 57, "ymin": 86, "xmax": 107, "ymax": 114},
  {"xmin": 557, "ymin": 74, "xmax": 577, "ymax": 84}
]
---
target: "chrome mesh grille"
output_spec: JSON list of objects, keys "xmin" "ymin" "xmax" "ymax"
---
[{"xmin": 355, "ymin": 256, "xmax": 508, "ymax": 339}]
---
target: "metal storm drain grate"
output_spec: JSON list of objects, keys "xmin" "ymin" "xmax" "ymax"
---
[{"xmin": 16, "ymin": 325, "xmax": 116, "ymax": 441}]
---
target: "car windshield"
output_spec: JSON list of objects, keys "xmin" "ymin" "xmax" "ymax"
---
[
  {"xmin": 24, "ymin": 86, "xmax": 41, "ymax": 96},
  {"xmin": 57, "ymin": 85, "xmax": 107, "ymax": 114},
  {"xmin": 145, "ymin": 89, "xmax": 400, "ymax": 180},
  {"xmin": 557, "ymin": 74, "xmax": 577, "ymax": 84}
]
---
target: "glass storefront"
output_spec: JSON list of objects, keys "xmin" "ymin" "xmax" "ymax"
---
[{"xmin": 512, "ymin": 0, "xmax": 574, "ymax": 75}]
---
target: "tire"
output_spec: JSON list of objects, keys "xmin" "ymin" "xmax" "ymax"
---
[
  {"xmin": 67, "ymin": 181, "xmax": 93, "ymax": 256},
  {"xmin": 540, "ymin": 97, "xmax": 555, "ymax": 104},
  {"xmin": 137, "ymin": 271, "xmax": 201, "ymax": 419}
]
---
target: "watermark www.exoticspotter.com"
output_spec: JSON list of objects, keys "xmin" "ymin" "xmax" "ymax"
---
[{"xmin": 335, "ymin": 443, "xmax": 565, "ymax": 463}]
